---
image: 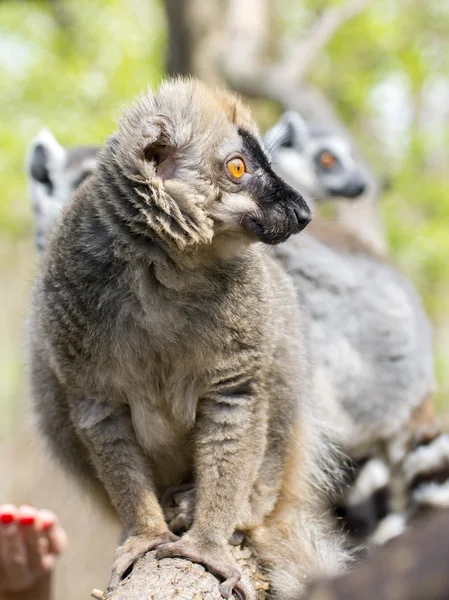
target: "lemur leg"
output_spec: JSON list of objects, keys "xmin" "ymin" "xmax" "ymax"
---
[
  {"xmin": 69, "ymin": 398, "xmax": 177, "ymax": 587},
  {"xmin": 161, "ymin": 419, "xmax": 348, "ymax": 599},
  {"xmin": 156, "ymin": 393, "xmax": 266, "ymax": 600}
]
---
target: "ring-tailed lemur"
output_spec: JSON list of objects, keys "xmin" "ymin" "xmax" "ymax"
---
[
  {"xmin": 26, "ymin": 129, "xmax": 98, "ymax": 254},
  {"xmin": 264, "ymin": 111, "xmax": 367, "ymax": 201},
  {"xmin": 26, "ymin": 118, "xmax": 449, "ymax": 550},
  {"xmin": 265, "ymin": 110, "xmax": 386, "ymax": 255},
  {"xmin": 266, "ymin": 111, "xmax": 449, "ymax": 548}
]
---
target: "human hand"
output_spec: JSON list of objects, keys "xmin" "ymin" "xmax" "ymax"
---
[{"xmin": 0, "ymin": 504, "xmax": 67, "ymax": 593}]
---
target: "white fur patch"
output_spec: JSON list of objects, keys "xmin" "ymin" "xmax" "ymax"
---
[
  {"xmin": 370, "ymin": 513, "xmax": 405, "ymax": 546},
  {"xmin": 413, "ymin": 480, "xmax": 449, "ymax": 507},
  {"xmin": 214, "ymin": 192, "xmax": 255, "ymax": 222},
  {"xmin": 347, "ymin": 459, "xmax": 390, "ymax": 505},
  {"xmin": 403, "ymin": 434, "xmax": 449, "ymax": 482}
]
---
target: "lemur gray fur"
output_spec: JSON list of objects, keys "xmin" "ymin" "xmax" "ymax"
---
[
  {"xmin": 26, "ymin": 109, "xmax": 448, "ymax": 549},
  {"xmin": 28, "ymin": 79, "xmax": 347, "ymax": 600}
]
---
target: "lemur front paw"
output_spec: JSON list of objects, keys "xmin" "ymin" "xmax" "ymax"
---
[
  {"xmin": 108, "ymin": 530, "xmax": 179, "ymax": 588},
  {"xmin": 155, "ymin": 535, "xmax": 255, "ymax": 599}
]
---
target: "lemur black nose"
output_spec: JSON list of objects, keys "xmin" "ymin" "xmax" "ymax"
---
[
  {"xmin": 342, "ymin": 180, "xmax": 366, "ymax": 198},
  {"xmin": 292, "ymin": 204, "xmax": 312, "ymax": 233},
  {"xmin": 354, "ymin": 181, "xmax": 366, "ymax": 196},
  {"xmin": 292, "ymin": 197, "xmax": 312, "ymax": 233}
]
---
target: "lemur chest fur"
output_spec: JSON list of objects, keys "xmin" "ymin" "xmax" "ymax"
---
[{"xmin": 99, "ymin": 280, "xmax": 261, "ymax": 477}]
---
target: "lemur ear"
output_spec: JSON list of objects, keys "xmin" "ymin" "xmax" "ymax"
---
[
  {"xmin": 26, "ymin": 128, "xmax": 66, "ymax": 191},
  {"xmin": 264, "ymin": 111, "xmax": 310, "ymax": 154},
  {"xmin": 283, "ymin": 111, "xmax": 309, "ymax": 149},
  {"xmin": 141, "ymin": 118, "xmax": 176, "ymax": 180},
  {"xmin": 135, "ymin": 116, "xmax": 213, "ymax": 249}
]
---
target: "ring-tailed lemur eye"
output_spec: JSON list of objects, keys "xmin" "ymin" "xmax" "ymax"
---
[{"xmin": 316, "ymin": 150, "xmax": 340, "ymax": 171}]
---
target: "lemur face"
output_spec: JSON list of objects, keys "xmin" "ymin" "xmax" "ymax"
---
[
  {"xmin": 231, "ymin": 129, "xmax": 312, "ymax": 245},
  {"xmin": 27, "ymin": 100, "xmax": 317, "ymax": 256},
  {"xmin": 26, "ymin": 129, "xmax": 98, "ymax": 253},
  {"xmin": 103, "ymin": 79, "xmax": 311, "ymax": 251},
  {"xmin": 264, "ymin": 111, "xmax": 368, "ymax": 202}
]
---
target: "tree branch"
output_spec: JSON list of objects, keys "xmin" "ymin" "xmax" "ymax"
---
[
  {"xmin": 96, "ymin": 510, "xmax": 449, "ymax": 599},
  {"xmin": 279, "ymin": 0, "xmax": 375, "ymax": 84},
  {"xmin": 99, "ymin": 544, "xmax": 268, "ymax": 600},
  {"xmin": 222, "ymin": 0, "xmax": 375, "ymax": 104}
]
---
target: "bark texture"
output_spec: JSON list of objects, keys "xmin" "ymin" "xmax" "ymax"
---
[{"xmin": 103, "ymin": 544, "xmax": 268, "ymax": 600}]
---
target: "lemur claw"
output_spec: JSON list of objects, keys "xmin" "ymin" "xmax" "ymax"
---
[
  {"xmin": 109, "ymin": 531, "xmax": 179, "ymax": 588},
  {"xmin": 155, "ymin": 537, "xmax": 255, "ymax": 599}
]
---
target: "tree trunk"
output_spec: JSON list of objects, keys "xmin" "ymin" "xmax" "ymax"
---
[{"xmin": 164, "ymin": 0, "xmax": 228, "ymax": 86}]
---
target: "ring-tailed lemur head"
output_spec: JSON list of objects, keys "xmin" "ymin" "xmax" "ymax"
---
[
  {"xmin": 26, "ymin": 129, "xmax": 99, "ymax": 254},
  {"xmin": 264, "ymin": 111, "xmax": 368, "ymax": 203}
]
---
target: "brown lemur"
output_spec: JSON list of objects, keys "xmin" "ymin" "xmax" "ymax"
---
[
  {"xmin": 26, "ymin": 111, "xmax": 443, "ymax": 550},
  {"xmin": 28, "ymin": 79, "xmax": 347, "ymax": 599}
]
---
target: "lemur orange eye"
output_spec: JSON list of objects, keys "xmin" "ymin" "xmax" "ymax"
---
[
  {"xmin": 226, "ymin": 157, "xmax": 246, "ymax": 180},
  {"xmin": 319, "ymin": 151, "xmax": 337, "ymax": 169}
]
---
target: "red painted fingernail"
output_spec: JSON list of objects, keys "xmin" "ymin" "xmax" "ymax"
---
[
  {"xmin": 19, "ymin": 516, "xmax": 35, "ymax": 526},
  {"xmin": 0, "ymin": 513, "xmax": 14, "ymax": 525},
  {"xmin": 42, "ymin": 520, "xmax": 53, "ymax": 530}
]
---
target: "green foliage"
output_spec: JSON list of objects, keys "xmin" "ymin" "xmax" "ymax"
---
[
  {"xmin": 0, "ymin": 0, "xmax": 165, "ymax": 237},
  {"xmin": 383, "ymin": 170, "xmax": 449, "ymax": 316}
]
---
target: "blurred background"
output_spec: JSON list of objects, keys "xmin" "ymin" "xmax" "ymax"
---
[{"xmin": 1, "ymin": 0, "xmax": 448, "ymax": 597}]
